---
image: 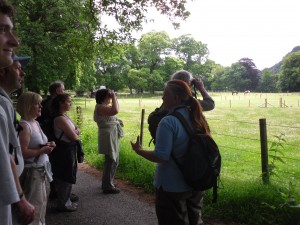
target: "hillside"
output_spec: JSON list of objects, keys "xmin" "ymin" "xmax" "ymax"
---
[{"xmin": 268, "ymin": 46, "xmax": 300, "ymax": 74}]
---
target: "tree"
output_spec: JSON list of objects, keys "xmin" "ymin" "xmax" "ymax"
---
[
  {"xmin": 157, "ymin": 57, "xmax": 185, "ymax": 82},
  {"xmin": 224, "ymin": 63, "xmax": 250, "ymax": 91},
  {"xmin": 12, "ymin": 0, "xmax": 98, "ymax": 93},
  {"xmin": 147, "ymin": 70, "xmax": 164, "ymax": 94},
  {"xmin": 279, "ymin": 52, "xmax": 300, "ymax": 92},
  {"xmin": 127, "ymin": 69, "xmax": 148, "ymax": 94},
  {"xmin": 239, "ymin": 58, "xmax": 260, "ymax": 90},
  {"xmin": 138, "ymin": 31, "xmax": 171, "ymax": 73},
  {"xmin": 257, "ymin": 69, "xmax": 278, "ymax": 92},
  {"xmin": 171, "ymin": 34, "xmax": 209, "ymax": 70},
  {"xmin": 94, "ymin": 0, "xmax": 190, "ymax": 44},
  {"xmin": 11, "ymin": 0, "xmax": 190, "ymax": 93}
]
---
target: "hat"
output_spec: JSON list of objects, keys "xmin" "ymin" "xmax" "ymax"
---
[{"xmin": 12, "ymin": 55, "xmax": 31, "ymax": 67}]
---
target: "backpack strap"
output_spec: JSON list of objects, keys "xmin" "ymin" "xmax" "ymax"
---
[
  {"xmin": 171, "ymin": 111, "xmax": 193, "ymax": 136},
  {"xmin": 169, "ymin": 111, "xmax": 193, "ymax": 174},
  {"xmin": 53, "ymin": 114, "xmax": 64, "ymax": 141}
]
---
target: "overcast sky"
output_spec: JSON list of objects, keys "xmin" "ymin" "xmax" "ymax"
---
[{"xmin": 134, "ymin": 0, "xmax": 300, "ymax": 70}]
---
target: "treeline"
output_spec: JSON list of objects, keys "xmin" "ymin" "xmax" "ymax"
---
[{"xmin": 10, "ymin": 0, "xmax": 300, "ymax": 94}]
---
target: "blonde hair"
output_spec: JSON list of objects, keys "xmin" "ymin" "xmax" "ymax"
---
[{"xmin": 16, "ymin": 92, "xmax": 42, "ymax": 120}]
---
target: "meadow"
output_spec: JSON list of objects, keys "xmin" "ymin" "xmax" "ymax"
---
[{"xmin": 70, "ymin": 92, "xmax": 300, "ymax": 225}]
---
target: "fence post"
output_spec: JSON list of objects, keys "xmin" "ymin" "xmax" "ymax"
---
[
  {"xmin": 140, "ymin": 109, "xmax": 145, "ymax": 147},
  {"xmin": 259, "ymin": 118, "xmax": 269, "ymax": 183}
]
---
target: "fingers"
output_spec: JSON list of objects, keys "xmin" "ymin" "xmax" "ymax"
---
[{"xmin": 130, "ymin": 136, "xmax": 140, "ymax": 151}]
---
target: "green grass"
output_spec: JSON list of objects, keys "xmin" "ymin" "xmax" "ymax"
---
[{"xmin": 70, "ymin": 92, "xmax": 300, "ymax": 225}]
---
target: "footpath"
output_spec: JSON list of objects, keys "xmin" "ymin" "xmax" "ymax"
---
[
  {"xmin": 46, "ymin": 163, "xmax": 233, "ymax": 225},
  {"xmin": 46, "ymin": 163, "xmax": 157, "ymax": 225}
]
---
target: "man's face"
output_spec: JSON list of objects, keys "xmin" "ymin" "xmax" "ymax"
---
[
  {"xmin": 1, "ymin": 61, "xmax": 26, "ymax": 93},
  {"xmin": 0, "ymin": 14, "xmax": 19, "ymax": 68}
]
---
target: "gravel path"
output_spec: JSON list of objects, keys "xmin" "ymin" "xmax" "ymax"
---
[
  {"xmin": 46, "ymin": 163, "xmax": 157, "ymax": 225},
  {"xmin": 46, "ymin": 163, "xmax": 237, "ymax": 225}
]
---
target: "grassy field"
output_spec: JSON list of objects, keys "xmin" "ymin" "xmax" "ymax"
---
[{"xmin": 70, "ymin": 92, "xmax": 300, "ymax": 225}]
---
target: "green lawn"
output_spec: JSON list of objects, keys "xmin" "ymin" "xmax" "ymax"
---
[{"xmin": 70, "ymin": 92, "xmax": 300, "ymax": 225}]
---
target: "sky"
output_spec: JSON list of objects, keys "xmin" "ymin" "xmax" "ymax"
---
[{"xmin": 134, "ymin": 0, "xmax": 300, "ymax": 70}]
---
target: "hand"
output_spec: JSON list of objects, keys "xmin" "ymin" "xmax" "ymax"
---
[
  {"xmin": 191, "ymin": 78, "xmax": 204, "ymax": 89},
  {"xmin": 16, "ymin": 197, "xmax": 35, "ymax": 225},
  {"xmin": 130, "ymin": 136, "xmax": 141, "ymax": 153},
  {"xmin": 41, "ymin": 145, "xmax": 54, "ymax": 154},
  {"xmin": 48, "ymin": 141, "xmax": 56, "ymax": 148}
]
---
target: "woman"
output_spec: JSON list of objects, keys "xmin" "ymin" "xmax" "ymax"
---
[
  {"xmin": 16, "ymin": 91, "xmax": 55, "ymax": 225},
  {"xmin": 50, "ymin": 93, "xmax": 80, "ymax": 212},
  {"xmin": 94, "ymin": 88, "xmax": 123, "ymax": 194},
  {"xmin": 131, "ymin": 80, "xmax": 210, "ymax": 225}
]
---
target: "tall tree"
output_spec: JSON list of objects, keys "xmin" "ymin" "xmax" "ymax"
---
[
  {"xmin": 138, "ymin": 31, "xmax": 171, "ymax": 73},
  {"xmin": 239, "ymin": 58, "xmax": 260, "ymax": 90},
  {"xmin": 224, "ymin": 63, "xmax": 250, "ymax": 91},
  {"xmin": 12, "ymin": 0, "xmax": 97, "ymax": 93},
  {"xmin": 257, "ymin": 69, "xmax": 278, "ymax": 92},
  {"xmin": 11, "ymin": 0, "xmax": 190, "ymax": 93},
  {"xmin": 171, "ymin": 34, "xmax": 209, "ymax": 70},
  {"xmin": 279, "ymin": 52, "xmax": 300, "ymax": 92}
]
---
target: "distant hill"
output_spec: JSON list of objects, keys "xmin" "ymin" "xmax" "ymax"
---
[{"xmin": 268, "ymin": 46, "xmax": 300, "ymax": 74}]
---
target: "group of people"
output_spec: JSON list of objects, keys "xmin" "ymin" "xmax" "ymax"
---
[
  {"xmin": 0, "ymin": 2, "xmax": 216, "ymax": 225},
  {"xmin": 93, "ymin": 70, "xmax": 215, "ymax": 225},
  {"xmin": 0, "ymin": 1, "xmax": 82, "ymax": 223}
]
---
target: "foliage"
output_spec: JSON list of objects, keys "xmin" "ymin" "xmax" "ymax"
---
[
  {"xmin": 171, "ymin": 34, "xmax": 209, "ymax": 70},
  {"xmin": 257, "ymin": 69, "xmax": 279, "ymax": 92},
  {"xmin": 268, "ymin": 133, "xmax": 286, "ymax": 177},
  {"xmin": 239, "ymin": 58, "xmax": 260, "ymax": 90},
  {"xmin": 279, "ymin": 51, "xmax": 300, "ymax": 92},
  {"xmin": 223, "ymin": 63, "xmax": 250, "ymax": 91},
  {"xmin": 11, "ymin": 0, "xmax": 98, "ymax": 93},
  {"xmin": 138, "ymin": 31, "xmax": 171, "ymax": 73}
]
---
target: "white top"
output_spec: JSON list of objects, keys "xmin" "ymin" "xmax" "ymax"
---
[{"xmin": 20, "ymin": 119, "xmax": 49, "ymax": 164}]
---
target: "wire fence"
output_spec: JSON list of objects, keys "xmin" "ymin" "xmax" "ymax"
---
[{"xmin": 207, "ymin": 117, "xmax": 300, "ymax": 192}]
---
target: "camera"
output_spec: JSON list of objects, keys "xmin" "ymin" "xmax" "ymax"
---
[{"xmin": 39, "ymin": 144, "xmax": 48, "ymax": 148}]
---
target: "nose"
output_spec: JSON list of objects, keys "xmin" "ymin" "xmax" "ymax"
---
[
  {"xmin": 8, "ymin": 32, "xmax": 19, "ymax": 48},
  {"xmin": 20, "ymin": 69, "xmax": 26, "ymax": 77}
]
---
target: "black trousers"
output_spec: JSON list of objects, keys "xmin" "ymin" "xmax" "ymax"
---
[{"xmin": 155, "ymin": 187, "xmax": 203, "ymax": 225}]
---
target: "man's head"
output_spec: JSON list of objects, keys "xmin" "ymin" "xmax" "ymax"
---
[
  {"xmin": 171, "ymin": 70, "xmax": 193, "ymax": 85},
  {"xmin": 49, "ymin": 81, "xmax": 65, "ymax": 96},
  {"xmin": 0, "ymin": 1, "xmax": 19, "ymax": 69},
  {"xmin": 0, "ymin": 54, "xmax": 30, "ymax": 94}
]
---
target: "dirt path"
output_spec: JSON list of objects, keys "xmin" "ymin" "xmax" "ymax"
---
[{"xmin": 46, "ymin": 162, "xmax": 237, "ymax": 225}]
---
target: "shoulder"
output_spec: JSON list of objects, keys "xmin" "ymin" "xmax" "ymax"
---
[
  {"xmin": 54, "ymin": 115, "xmax": 66, "ymax": 122},
  {"xmin": 0, "ymin": 106, "xmax": 7, "ymax": 121}
]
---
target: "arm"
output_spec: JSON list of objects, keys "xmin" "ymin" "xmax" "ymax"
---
[
  {"xmin": 131, "ymin": 136, "xmax": 166, "ymax": 163},
  {"xmin": 191, "ymin": 78, "xmax": 215, "ymax": 111},
  {"xmin": 19, "ymin": 122, "xmax": 53, "ymax": 159},
  {"xmin": 10, "ymin": 156, "xmax": 35, "ymax": 225},
  {"xmin": 97, "ymin": 91, "xmax": 119, "ymax": 116},
  {"xmin": 55, "ymin": 116, "xmax": 78, "ymax": 141}
]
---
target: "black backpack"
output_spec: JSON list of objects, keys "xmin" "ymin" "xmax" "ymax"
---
[
  {"xmin": 147, "ymin": 106, "xmax": 168, "ymax": 146},
  {"xmin": 170, "ymin": 111, "xmax": 222, "ymax": 203}
]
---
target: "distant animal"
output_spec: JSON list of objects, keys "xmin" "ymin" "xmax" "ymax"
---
[
  {"xmin": 244, "ymin": 90, "xmax": 250, "ymax": 94},
  {"xmin": 232, "ymin": 91, "xmax": 238, "ymax": 95}
]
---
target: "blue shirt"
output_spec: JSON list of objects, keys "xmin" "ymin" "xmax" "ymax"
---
[{"xmin": 153, "ymin": 105, "xmax": 194, "ymax": 192}]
